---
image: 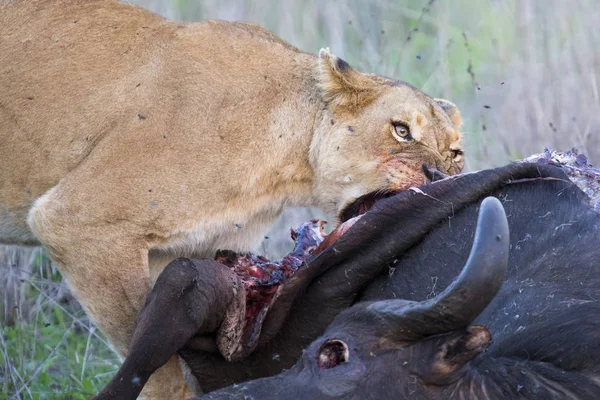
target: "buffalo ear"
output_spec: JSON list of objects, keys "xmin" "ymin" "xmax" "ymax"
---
[
  {"xmin": 419, "ymin": 325, "xmax": 491, "ymax": 385},
  {"xmin": 318, "ymin": 48, "xmax": 380, "ymax": 113},
  {"xmin": 434, "ymin": 98, "xmax": 463, "ymax": 131}
]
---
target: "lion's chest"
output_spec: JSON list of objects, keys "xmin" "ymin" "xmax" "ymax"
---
[{"xmin": 148, "ymin": 203, "xmax": 286, "ymax": 283}]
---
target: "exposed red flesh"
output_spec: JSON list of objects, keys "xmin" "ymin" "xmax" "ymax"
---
[{"xmin": 215, "ymin": 220, "xmax": 326, "ymax": 347}]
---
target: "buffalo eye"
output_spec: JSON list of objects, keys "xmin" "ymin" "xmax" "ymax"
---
[
  {"xmin": 392, "ymin": 123, "xmax": 411, "ymax": 141},
  {"xmin": 316, "ymin": 339, "xmax": 349, "ymax": 369}
]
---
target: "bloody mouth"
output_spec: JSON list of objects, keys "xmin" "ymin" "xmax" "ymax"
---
[{"xmin": 338, "ymin": 190, "xmax": 397, "ymax": 223}]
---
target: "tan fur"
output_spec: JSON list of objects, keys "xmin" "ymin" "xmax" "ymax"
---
[{"xmin": 0, "ymin": 1, "xmax": 464, "ymax": 397}]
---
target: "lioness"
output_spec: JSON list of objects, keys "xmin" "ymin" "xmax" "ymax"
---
[{"xmin": 0, "ymin": 0, "xmax": 464, "ymax": 397}]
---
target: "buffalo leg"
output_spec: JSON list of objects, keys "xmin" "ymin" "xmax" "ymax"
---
[{"xmin": 94, "ymin": 258, "xmax": 240, "ymax": 400}]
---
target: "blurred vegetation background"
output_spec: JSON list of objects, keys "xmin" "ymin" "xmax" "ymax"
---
[{"xmin": 2, "ymin": 0, "xmax": 598, "ymax": 398}]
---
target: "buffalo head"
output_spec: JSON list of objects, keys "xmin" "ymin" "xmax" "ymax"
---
[{"xmin": 201, "ymin": 197, "xmax": 509, "ymax": 399}]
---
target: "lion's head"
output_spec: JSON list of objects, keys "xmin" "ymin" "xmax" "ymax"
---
[{"xmin": 310, "ymin": 49, "xmax": 464, "ymax": 221}]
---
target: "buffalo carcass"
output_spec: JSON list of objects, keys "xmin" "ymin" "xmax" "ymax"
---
[{"xmin": 97, "ymin": 160, "xmax": 600, "ymax": 399}]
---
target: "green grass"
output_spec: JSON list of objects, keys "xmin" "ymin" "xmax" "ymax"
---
[
  {"xmin": 2, "ymin": 0, "xmax": 599, "ymax": 398},
  {"xmin": 1, "ymin": 250, "xmax": 119, "ymax": 399},
  {"xmin": 1, "ymin": 316, "xmax": 115, "ymax": 399}
]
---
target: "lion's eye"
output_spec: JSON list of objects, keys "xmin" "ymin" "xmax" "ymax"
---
[
  {"xmin": 392, "ymin": 123, "xmax": 411, "ymax": 141},
  {"xmin": 394, "ymin": 124, "xmax": 409, "ymax": 137},
  {"xmin": 451, "ymin": 149, "xmax": 463, "ymax": 160}
]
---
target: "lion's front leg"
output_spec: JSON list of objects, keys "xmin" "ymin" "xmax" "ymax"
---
[
  {"xmin": 27, "ymin": 184, "xmax": 193, "ymax": 399},
  {"xmin": 93, "ymin": 259, "xmax": 240, "ymax": 400}
]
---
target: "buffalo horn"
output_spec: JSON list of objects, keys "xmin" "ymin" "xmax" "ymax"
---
[{"xmin": 367, "ymin": 196, "xmax": 509, "ymax": 339}]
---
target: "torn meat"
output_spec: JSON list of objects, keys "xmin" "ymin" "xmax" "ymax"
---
[{"xmin": 214, "ymin": 219, "xmax": 328, "ymax": 360}]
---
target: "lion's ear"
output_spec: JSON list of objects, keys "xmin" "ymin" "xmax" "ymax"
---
[
  {"xmin": 434, "ymin": 98, "xmax": 463, "ymax": 131},
  {"xmin": 318, "ymin": 48, "xmax": 379, "ymax": 113}
]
